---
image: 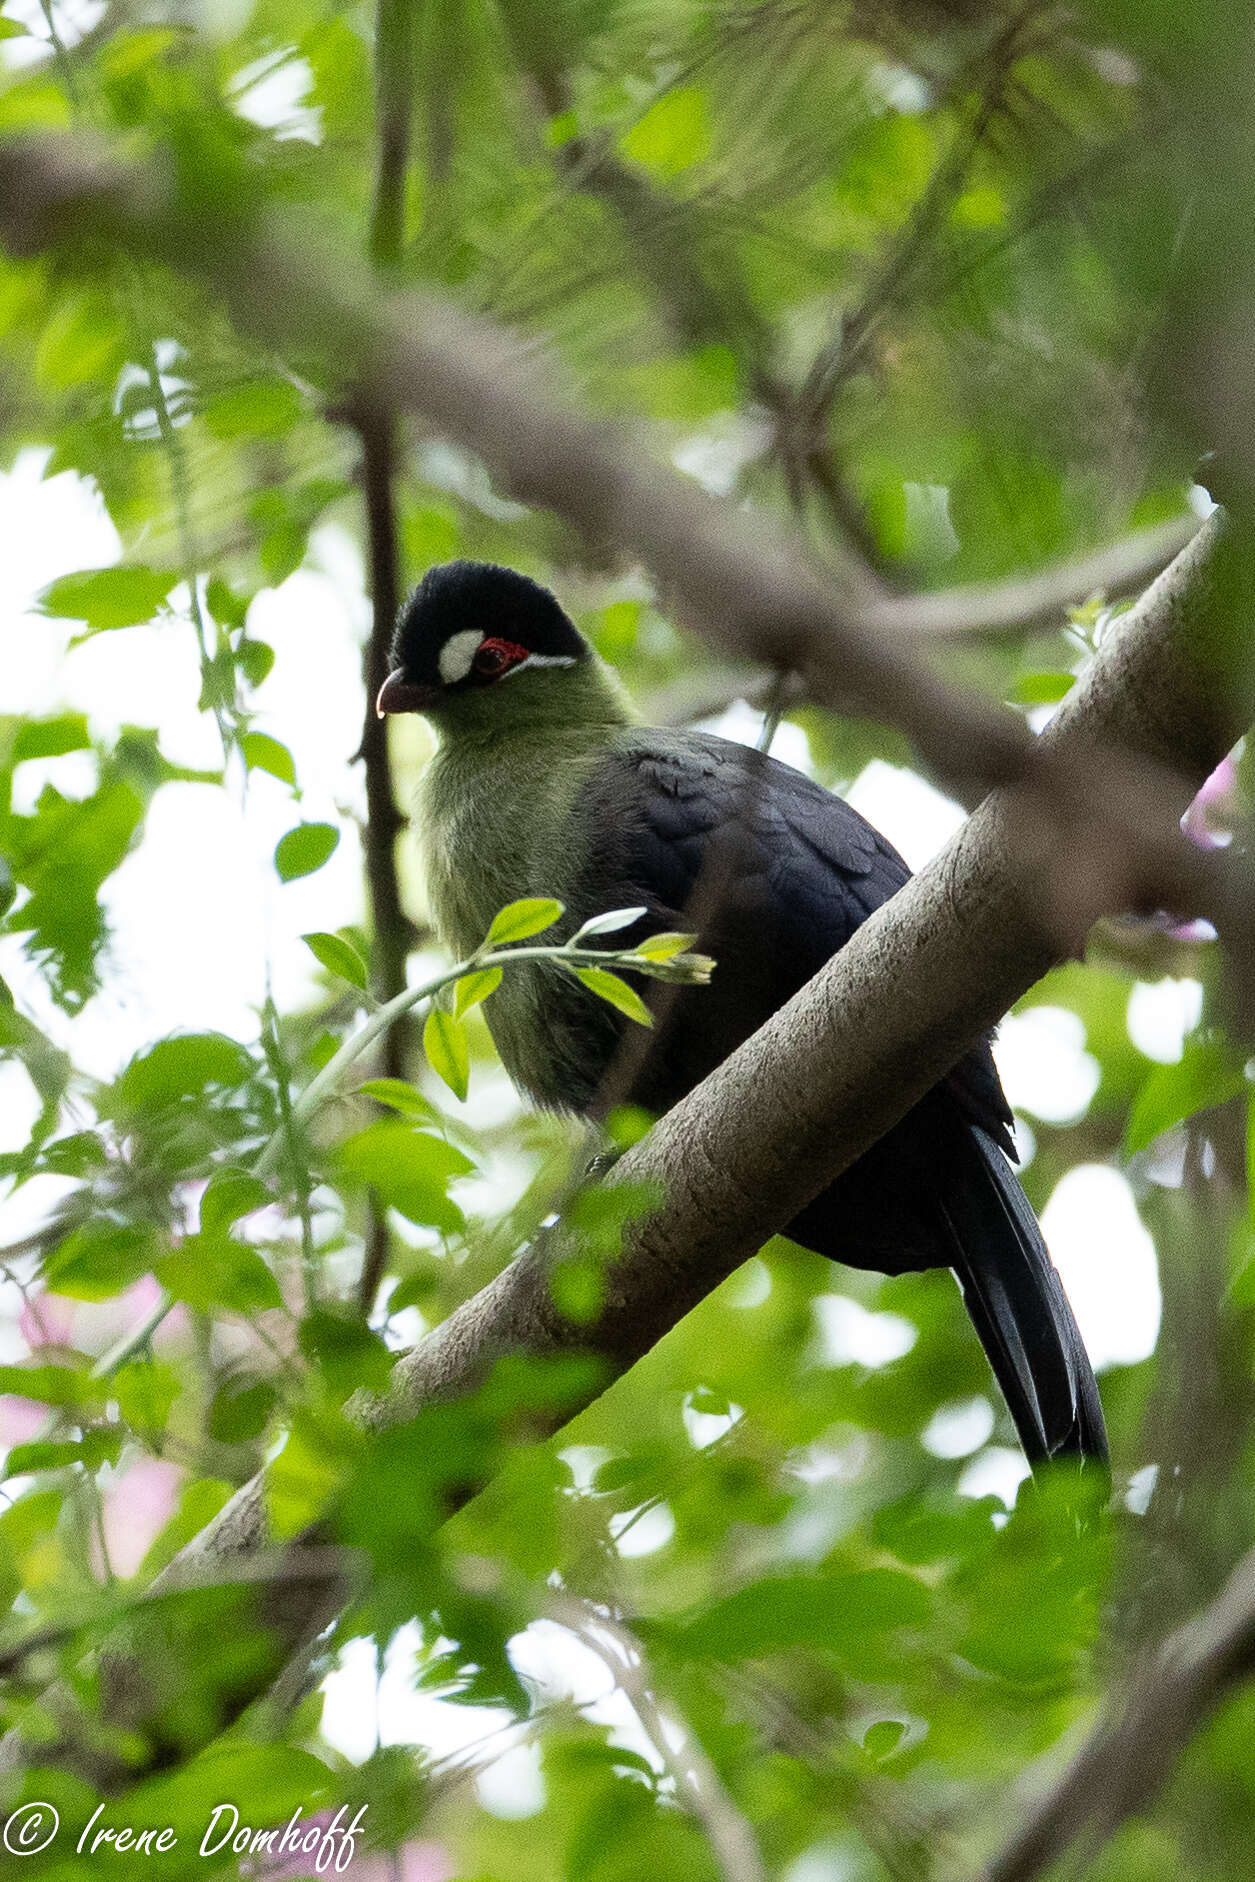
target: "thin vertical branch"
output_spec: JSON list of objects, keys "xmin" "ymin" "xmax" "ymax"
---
[
  {"xmin": 355, "ymin": 0, "xmax": 418, "ymax": 1312},
  {"xmin": 369, "ymin": 0, "xmax": 416, "ymax": 271}
]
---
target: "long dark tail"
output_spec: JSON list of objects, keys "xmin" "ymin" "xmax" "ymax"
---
[{"xmin": 942, "ymin": 1129, "xmax": 1108, "ymax": 1470}]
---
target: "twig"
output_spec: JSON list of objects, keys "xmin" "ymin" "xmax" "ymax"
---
[
  {"xmin": 552, "ymin": 1596, "xmax": 768, "ymax": 1882},
  {"xmin": 251, "ymin": 936, "xmax": 712, "ymax": 1183},
  {"xmin": 796, "ymin": 11, "xmax": 1028, "ymax": 432},
  {"xmin": 643, "ymin": 514, "xmax": 1200, "ymax": 724}
]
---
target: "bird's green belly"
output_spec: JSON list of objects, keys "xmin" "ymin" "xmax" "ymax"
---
[{"xmin": 417, "ymin": 741, "xmax": 615, "ymax": 1111}]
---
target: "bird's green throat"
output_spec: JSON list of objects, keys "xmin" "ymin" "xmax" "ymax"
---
[{"xmin": 415, "ymin": 651, "xmax": 636, "ymax": 962}]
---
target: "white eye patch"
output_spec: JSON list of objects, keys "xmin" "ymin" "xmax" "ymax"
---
[{"xmin": 438, "ymin": 630, "xmax": 483, "ymax": 684}]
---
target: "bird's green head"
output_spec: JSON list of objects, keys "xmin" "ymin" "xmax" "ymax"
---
[{"xmin": 377, "ymin": 561, "xmax": 620, "ymax": 736}]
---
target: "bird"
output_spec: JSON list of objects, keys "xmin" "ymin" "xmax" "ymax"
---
[{"xmin": 376, "ymin": 559, "xmax": 1108, "ymax": 1472}]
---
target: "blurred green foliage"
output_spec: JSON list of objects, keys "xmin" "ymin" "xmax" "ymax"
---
[{"xmin": 0, "ymin": 1, "xmax": 1253, "ymax": 1878}]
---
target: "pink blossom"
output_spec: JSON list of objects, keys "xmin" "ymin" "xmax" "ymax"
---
[
  {"xmin": 98, "ymin": 1457, "xmax": 183, "ymax": 1578},
  {"xmin": 0, "ymin": 1395, "xmax": 46, "ymax": 1447},
  {"xmin": 20, "ymin": 1277, "xmax": 189, "ymax": 1365},
  {"xmin": 1183, "ymin": 754, "xmax": 1238, "ymax": 849},
  {"xmin": 19, "ymin": 1291, "xmax": 76, "ymax": 1350},
  {"xmin": 259, "ymin": 1825, "xmax": 456, "ymax": 1882}
]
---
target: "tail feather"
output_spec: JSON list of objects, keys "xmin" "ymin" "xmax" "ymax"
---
[{"xmin": 943, "ymin": 1129, "xmax": 1107, "ymax": 1469}]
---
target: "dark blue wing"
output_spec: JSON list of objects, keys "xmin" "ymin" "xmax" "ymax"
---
[{"xmin": 575, "ymin": 728, "xmax": 1012, "ymax": 1146}]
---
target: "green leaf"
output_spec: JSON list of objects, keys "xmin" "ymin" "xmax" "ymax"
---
[
  {"xmin": 239, "ymin": 640, "xmax": 275, "ymax": 687},
  {"xmin": 298, "ymin": 1308, "xmax": 393, "ymax": 1397},
  {"xmin": 115, "ymin": 1034, "xmax": 255, "ymax": 1115},
  {"xmin": 13, "ymin": 714, "xmax": 90, "ymax": 762},
  {"xmin": 633, "ymin": 930, "xmax": 699, "ymax": 962},
  {"xmin": 862, "ymin": 1720, "xmax": 907, "ymax": 1761},
  {"xmin": 208, "ymin": 1374, "xmax": 276, "ymax": 1445},
  {"xmin": 203, "ymin": 377, "xmax": 302, "ymax": 439},
  {"xmin": 241, "ymin": 731, "xmax": 297, "ymax": 786},
  {"xmin": 4, "ymin": 1439, "xmax": 85, "ymax": 1477},
  {"xmin": 574, "ymin": 966, "xmax": 653, "ymax": 1028},
  {"xmin": 454, "ymin": 967, "xmax": 502, "ymax": 1017},
  {"xmin": 157, "ymin": 1233, "xmax": 283, "ymax": 1315},
  {"xmin": 669, "ymin": 1568, "xmax": 929, "ymax": 1660},
  {"xmin": 7, "ymin": 1431, "xmax": 122, "ymax": 1477},
  {"xmin": 44, "ymin": 1221, "xmax": 160, "ymax": 1300},
  {"xmin": 550, "ymin": 1258, "xmax": 605, "ymax": 1325},
  {"xmin": 0, "ymin": 1363, "xmax": 103, "ymax": 1407},
  {"xmin": 113, "ymin": 1358, "xmax": 181, "ymax": 1433},
  {"xmin": 206, "ymin": 577, "xmax": 249, "ymax": 631},
  {"xmin": 275, "ymin": 821, "xmax": 340, "ymax": 881},
  {"xmin": 424, "ymin": 1007, "xmax": 469, "ymax": 1101},
  {"xmin": 35, "ymin": 292, "xmax": 124, "ymax": 390},
  {"xmin": 301, "ymin": 930, "xmax": 368, "ymax": 990},
  {"xmin": 621, "ymin": 86, "xmax": 711, "ymax": 176},
  {"xmin": 355, "ymin": 1077, "xmax": 436, "ymax": 1119},
  {"xmin": 1010, "ymin": 671, "xmax": 1076, "ymax": 707},
  {"xmin": 338, "ymin": 1121, "xmax": 472, "ymax": 1230},
  {"xmin": 200, "ymin": 1168, "xmax": 269, "ymax": 1235},
  {"xmin": 36, "ymin": 565, "xmax": 175, "ymax": 631},
  {"xmin": 484, "ymin": 897, "xmax": 564, "ymax": 946},
  {"xmin": 1126, "ymin": 1034, "xmax": 1248, "ymax": 1154}
]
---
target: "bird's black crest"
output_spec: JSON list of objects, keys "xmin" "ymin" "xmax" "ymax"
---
[{"xmin": 391, "ymin": 561, "xmax": 587, "ymax": 684}]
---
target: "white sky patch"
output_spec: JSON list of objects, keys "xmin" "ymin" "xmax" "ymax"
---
[
  {"xmin": 812, "ymin": 1295, "xmax": 917, "ymax": 1369},
  {"xmin": 957, "ymin": 1445, "xmax": 1031, "ymax": 1508},
  {"xmin": 475, "ymin": 1740, "xmax": 545, "ymax": 1820},
  {"xmin": 783, "ymin": 1838, "xmax": 864, "ymax": 1882},
  {"xmin": 1126, "ymin": 978, "xmax": 1204, "ymax": 1064},
  {"xmin": 1040, "ymin": 1164, "xmax": 1161, "ymax": 1369},
  {"xmin": 903, "ymin": 482, "xmax": 960, "ymax": 562},
  {"xmin": 922, "ymin": 1396, "xmax": 995, "ymax": 1460},
  {"xmin": 700, "ymin": 698, "xmax": 810, "ymax": 772},
  {"xmin": 510, "ymin": 1618, "xmax": 664, "ymax": 1772},
  {"xmin": 682, "ymin": 1392, "xmax": 743, "ymax": 1450},
  {"xmin": 230, "ymin": 51, "xmax": 322, "ymax": 143},
  {"xmin": 844, "ymin": 760, "xmax": 966, "ymax": 872},
  {"xmin": 0, "ymin": 0, "xmax": 104, "ymax": 60},
  {"xmin": 727, "ymin": 1256, "xmax": 772, "ymax": 1308},
  {"xmin": 672, "ymin": 413, "xmax": 772, "ymax": 496},
  {"xmin": 610, "ymin": 1500, "xmax": 675, "ymax": 1558},
  {"xmin": 994, "ymin": 1006, "xmax": 1100, "ymax": 1125},
  {"xmin": 1125, "ymin": 1461, "xmax": 1159, "ymax": 1516},
  {"xmin": 0, "ymin": 1061, "xmax": 42, "ymax": 1156}
]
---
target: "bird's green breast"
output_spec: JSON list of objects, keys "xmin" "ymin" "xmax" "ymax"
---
[
  {"xmin": 418, "ymin": 727, "xmax": 608, "ymax": 956},
  {"xmin": 416, "ymin": 699, "xmax": 633, "ymax": 1107}
]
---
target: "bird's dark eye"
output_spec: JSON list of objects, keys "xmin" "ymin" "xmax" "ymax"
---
[{"xmin": 474, "ymin": 641, "xmax": 512, "ymax": 677}]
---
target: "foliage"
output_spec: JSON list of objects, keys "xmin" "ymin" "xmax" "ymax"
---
[{"xmin": 0, "ymin": 1, "xmax": 1252, "ymax": 1879}]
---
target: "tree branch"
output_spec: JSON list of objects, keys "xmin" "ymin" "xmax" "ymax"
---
[
  {"xmin": 354, "ymin": 0, "xmax": 418, "ymax": 1308},
  {"xmin": 0, "ymin": 132, "xmax": 1035, "ymax": 793},
  {"xmin": 866, "ymin": 512, "xmax": 1203, "ymax": 639},
  {"xmin": 980, "ymin": 1541, "xmax": 1255, "ymax": 1882}
]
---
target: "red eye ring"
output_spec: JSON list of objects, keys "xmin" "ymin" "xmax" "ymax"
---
[{"xmin": 473, "ymin": 637, "xmax": 528, "ymax": 679}]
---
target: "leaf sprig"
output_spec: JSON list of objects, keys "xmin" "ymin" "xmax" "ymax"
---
[{"xmin": 254, "ymin": 897, "xmax": 713, "ymax": 1160}]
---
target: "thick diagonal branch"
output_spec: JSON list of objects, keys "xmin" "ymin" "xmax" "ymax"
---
[{"xmin": 0, "ymin": 133, "xmax": 1031, "ymax": 793}]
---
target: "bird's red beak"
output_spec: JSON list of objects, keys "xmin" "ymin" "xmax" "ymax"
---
[{"xmin": 376, "ymin": 670, "xmax": 439, "ymax": 717}]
